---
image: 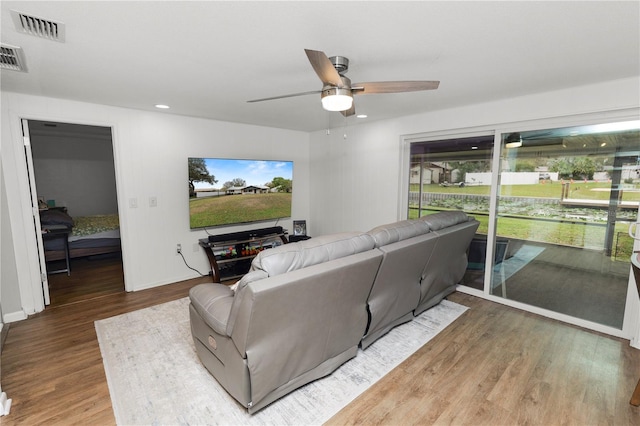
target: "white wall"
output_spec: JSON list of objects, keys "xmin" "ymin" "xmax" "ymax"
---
[
  {"xmin": 1, "ymin": 92, "xmax": 310, "ymax": 319},
  {"xmin": 309, "ymin": 118, "xmax": 404, "ymax": 236},
  {"xmin": 2, "ymin": 76, "xmax": 638, "ymax": 324},
  {"xmin": 0, "ymin": 171, "xmax": 19, "ymax": 321},
  {"xmin": 308, "ymin": 77, "xmax": 640, "ymax": 236},
  {"xmin": 0, "ymin": 157, "xmax": 4, "ymax": 341},
  {"xmin": 31, "ymin": 133, "xmax": 118, "ymax": 216}
]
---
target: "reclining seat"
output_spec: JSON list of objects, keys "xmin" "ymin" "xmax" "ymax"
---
[
  {"xmin": 361, "ymin": 219, "xmax": 436, "ymax": 349},
  {"xmin": 415, "ymin": 211, "xmax": 480, "ymax": 315},
  {"xmin": 189, "ymin": 232, "xmax": 382, "ymax": 413}
]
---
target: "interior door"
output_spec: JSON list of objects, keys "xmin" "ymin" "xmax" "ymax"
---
[{"xmin": 21, "ymin": 119, "xmax": 50, "ymax": 305}]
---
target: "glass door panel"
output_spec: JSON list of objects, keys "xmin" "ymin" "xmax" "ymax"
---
[
  {"xmin": 494, "ymin": 121, "xmax": 640, "ymax": 329},
  {"xmin": 409, "ymin": 134, "xmax": 495, "ymax": 291}
]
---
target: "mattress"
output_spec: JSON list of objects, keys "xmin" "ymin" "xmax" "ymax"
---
[
  {"xmin": 41, "ymin": 211, "xmax": 120, "ymax": 251},
  {"xmin": 70, "ymin": 214, "xmax": 119, "ymax": 238}
]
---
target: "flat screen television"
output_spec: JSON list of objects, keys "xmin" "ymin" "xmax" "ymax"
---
[{"xmin": 188, "ymin": 157, "xmax": 293, "ymax": 229}]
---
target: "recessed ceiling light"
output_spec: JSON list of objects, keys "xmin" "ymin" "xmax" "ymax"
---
[
  {"xmin": 356, "ymin": 114, "xmax": 367, "ymax": 118},
  {"xmin": 155, "ymin": 104, "xmax": 170, "ymax": 109}
]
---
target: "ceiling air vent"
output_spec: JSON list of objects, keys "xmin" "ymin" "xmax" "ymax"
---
[
  {"xmin": 0, "ymin": 44, "xmax": 28, "ymax": 72},
  {"xmin": 10, "ymin": 10, "xmax": 65, "ymax": 42}
]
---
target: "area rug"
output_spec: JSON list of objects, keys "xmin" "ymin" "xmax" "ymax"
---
[{"xmin": 95, "ymin": 296, "xmax": 467, "ymax": 425}]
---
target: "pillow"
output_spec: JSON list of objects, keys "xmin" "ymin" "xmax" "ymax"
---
[{"xmin": 39, "ymin": 209, "xmax": 74, "ymax": 227}]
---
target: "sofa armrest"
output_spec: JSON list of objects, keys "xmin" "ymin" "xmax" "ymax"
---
[{"xmin": 189, "ymin": 284, "xmax": 235, "ymax": 336}]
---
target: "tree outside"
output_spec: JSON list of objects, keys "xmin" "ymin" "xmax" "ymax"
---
[
  {"xmin": 270, "ymin": 177, "xmax": 292, "ymax": 193},
  {"xmin": 189, "ymin": 158, "xmax": 217, "ymax": 197},
  {"xmin": 223, "ymin": 178, "xmax": 247, "ymax": 190}
]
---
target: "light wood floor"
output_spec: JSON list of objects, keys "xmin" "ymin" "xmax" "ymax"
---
[{"xmin": 2, "ymin": 267, "xmax": 639, "ymax": 424}]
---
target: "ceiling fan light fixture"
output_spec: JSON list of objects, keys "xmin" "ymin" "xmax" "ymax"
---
[{"xmin": 321, "ymin": 87, "xmax": 353, "ymax": 111}]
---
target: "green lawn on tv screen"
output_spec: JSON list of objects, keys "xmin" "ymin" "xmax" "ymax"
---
[{"xmin": 189, "ymin": 193, "xmax": 292, "ymax": 228}]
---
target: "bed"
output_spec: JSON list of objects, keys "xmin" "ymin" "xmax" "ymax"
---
[{"xmin": 40, "ymin": 209, "xmax": 121, "ymax": 261}]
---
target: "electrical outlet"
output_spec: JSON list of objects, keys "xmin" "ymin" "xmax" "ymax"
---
[{"xmin": 176, "ymin": 244, "xmax": 182, "ymax": 254}]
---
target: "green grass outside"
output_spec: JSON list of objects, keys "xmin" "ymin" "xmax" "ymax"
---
[
  {"xmin": 189, "ymin": 193, "xmax": 291, "ymax": 228},
  {"xmin": 410, "ymin": 182, "xmax": 640, "ymax": 201},
  {"xmin": 410, "ymin": 207, "xmax": 636, "ymax": 260},
  {"xmin": 409, "ymin": 181, "xmax": 639, "ymax": 259}
]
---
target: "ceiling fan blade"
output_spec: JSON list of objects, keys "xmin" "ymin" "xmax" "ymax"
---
[
  {"xmin": 305, "ymin": 49, "xmax": 343, "ymax": 87},
  {"xmin": 340, "ymin": 103, "xmax": 356, "ymax": 117},
  {"xmin": 247, "ymin": 90, "xmax": 321, "ymax": 103},
  {"xmin": 352, "ymin": 81, "xmax": 440, "ymax": 94}
]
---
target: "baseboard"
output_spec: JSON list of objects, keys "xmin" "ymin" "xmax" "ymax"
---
[
  {"xmin": 0, "ymin": 323, "xmax": 8, "ymax": 354},
  {"xmin": 131, "ymin": 273, "xmax": 210, "ymax": 292},
  {"xmin": 3, "ymin": 310, "xmax": 27, "ymax": 324}
]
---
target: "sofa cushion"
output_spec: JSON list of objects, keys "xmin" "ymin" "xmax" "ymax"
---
[
  {"xmin": 250, "ymin": 232, "xmax": 375, "ymax": 277},
  {"xmin": 189, "ymin": 284, "xmax": 235, "ymax": 335},
  {"xmin": 419, "ymin": 211, "xmax": 470, "ymax": 231},
  {"xmin": 367, "ymin": 219, "xmax": 430, "ymax": 247}
]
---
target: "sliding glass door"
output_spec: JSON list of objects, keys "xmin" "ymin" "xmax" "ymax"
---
[
  {"xmin": 408, "ymin": 119, "xmax": 640, "ymax": 332},
  {"xmin": 494, "ymin": 121, "xmax": 639, "ymax": 329}
]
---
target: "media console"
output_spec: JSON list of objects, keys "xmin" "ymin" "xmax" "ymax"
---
[{"xmin": 199, "ymin": 226, "xmax": 289, "ymax": 283}]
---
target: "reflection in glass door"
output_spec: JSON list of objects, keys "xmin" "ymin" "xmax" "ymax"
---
[{"xmin": 494, "ymin": 122, "xmax": 639, "ymax": 329}]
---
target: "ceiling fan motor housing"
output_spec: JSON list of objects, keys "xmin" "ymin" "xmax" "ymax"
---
[
  {"xmin": 321, "ymin": 86, "xmax": 352, "ymax": 98},
  {"xmin": 329, "ymin": 56, "xmax": 349, "ymax": 74},
  {"xmin": 322, "ymin": 75, "xmax": 352, "ymax": 96}
]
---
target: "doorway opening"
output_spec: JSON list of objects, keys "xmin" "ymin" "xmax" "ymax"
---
[{"xmin": 28, "ymin": 120, "xmax": 124, "ymax": 306}]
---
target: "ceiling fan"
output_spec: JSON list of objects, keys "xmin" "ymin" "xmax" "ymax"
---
[{"xmin": 248, "ymin": 49, "xmax": 440, "ymax": 116}]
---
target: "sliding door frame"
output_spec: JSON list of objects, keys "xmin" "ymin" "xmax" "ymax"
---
[{"xmin": 399, "ymin": 108, "xmax": 640, "ymax": 344}]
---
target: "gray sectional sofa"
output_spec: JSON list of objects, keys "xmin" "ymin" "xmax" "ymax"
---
[{"xmin": 189, "ymin": 211, "xmax": 479, "ymax": 413}]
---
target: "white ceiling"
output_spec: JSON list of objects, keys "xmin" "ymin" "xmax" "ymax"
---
[{"xmin": 1, "ymin": 1, "xmax": 639, "ymax": 132}]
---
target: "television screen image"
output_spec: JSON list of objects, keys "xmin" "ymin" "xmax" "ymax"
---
[{"xmin": 188, "ymin": 157, "xmax": 293, "ymax": 229}]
